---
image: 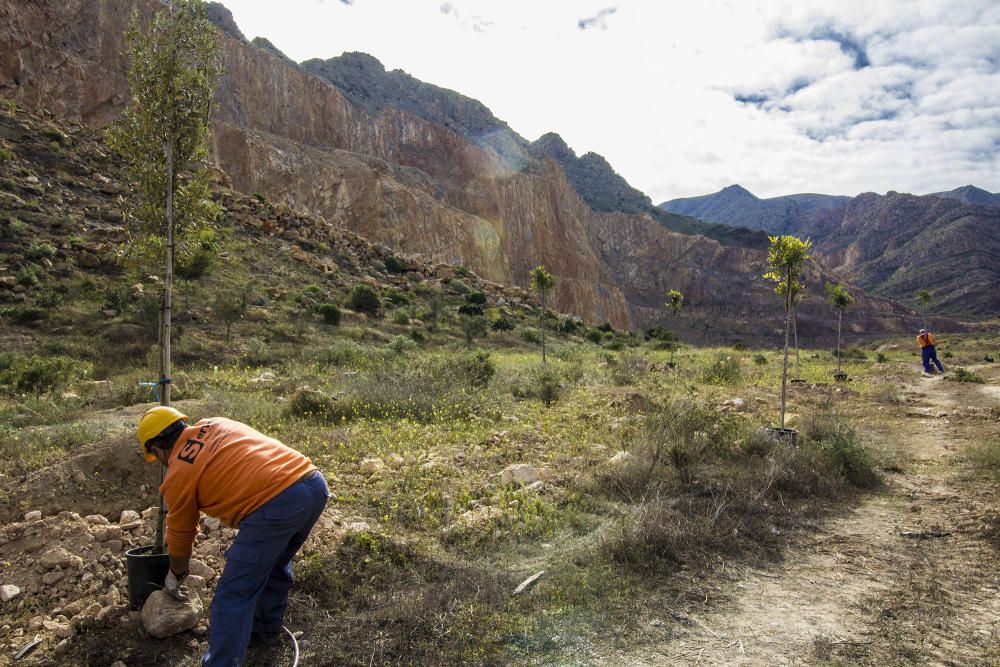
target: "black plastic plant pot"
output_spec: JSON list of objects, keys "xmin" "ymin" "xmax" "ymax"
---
[
  {"xmin": 664, "ymin": 362, "xmax": 677, "ymax": 369},
  {"xmin": 790, "ymin": 378, "xmax": 807, "ymax": 384},
  {"xmin": 765, "ymin": 427, "xmax": 798, "ymax": 445},
  {"xmin": 833, "ymin": 372, "xmax": 849, "ymax": 382},
  {"xmin": 126, "ymin": 545, "xmax": 170, "ymax": 610}
]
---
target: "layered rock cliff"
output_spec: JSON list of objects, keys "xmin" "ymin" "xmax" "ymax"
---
[{"xmin": 0, "ymin": 0, "xmax": 921, "ymax": 339}]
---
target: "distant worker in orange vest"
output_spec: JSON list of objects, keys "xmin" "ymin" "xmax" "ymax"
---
[{"xmin": 917, "ymin": 328, "xmax": 945, "ymax": 374}]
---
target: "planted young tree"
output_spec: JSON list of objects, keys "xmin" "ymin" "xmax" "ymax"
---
[
  {"xmin": 107, "ymin": 0, "xmax": 223, "ymax": 552},
  {"xmin": 665, "ymin": 289, "xmax": 684, "ymax": 365},
  {"xmin": 826, "ymin": 283, "xmax": 854, "ymax": 376},
  {"xmin": 529, "ymin": 265, "xmax": 556, "ymax": 367},
  {"xmin": 764, "ymin": 235, "xmax": 811, "ymax": 432},
  {"xmin": 915, "ymin": 289, "xmax": 933, "ymax": 328},
  {"xmin": 213, "ymin": 289, "xmax": 247, "ymax": 345},
  {"xmin": 789, "ymin": 281, "xmax": 803, "ymax": 380}
]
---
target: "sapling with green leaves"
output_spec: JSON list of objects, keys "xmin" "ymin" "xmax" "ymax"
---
[
  {"xmin": 665, "ymin": 289, "xmax": 684, "ymax": 365},
  {"xmin": 107, "ymin": 0, "xmax": 222, "ymax": 552},
  {"xmin": 826, "ymin": 283, "xmax": 854, "ymax": 375},
  {"xmin": 915, "ymin": 289, "xmax": 933, "ymax": 329},
  {"xmin": 764, "ymin": 235, "xmax": 811, "ymax": 431},
  {"xmin": 529, "ymin": 265, "xmax": 556, "ymax": 367}
]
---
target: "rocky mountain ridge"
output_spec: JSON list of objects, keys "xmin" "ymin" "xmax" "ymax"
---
[
  {"xmin": 0, "ymin": 0, "xmax": 923, "ymax": 340},
  {"xmin": 660, "ymin": 184, "xmax": 1000, "ymax": 317}
]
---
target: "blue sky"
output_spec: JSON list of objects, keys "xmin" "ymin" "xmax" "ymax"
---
[{"xmin": 220, "ymin": 0, "xmax": 1000, "ymax": 200}]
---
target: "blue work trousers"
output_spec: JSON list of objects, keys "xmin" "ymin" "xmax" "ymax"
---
[
  {"xmin": 922, "ymin": 345, "xmax": 944, "ymax": 373},
  {"xmin": 202, "ymin": 471, "xmax": 329, "ymax": 667}
]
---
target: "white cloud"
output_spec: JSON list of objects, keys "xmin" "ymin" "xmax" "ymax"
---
[{"xmin": 218, "ymin": 0, "xmax": 1000, "ymax": 199}]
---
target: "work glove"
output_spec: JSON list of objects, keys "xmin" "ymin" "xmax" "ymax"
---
[{"xmin": 164, "ymin": 568, "xmax": 189, "ymax": 601}]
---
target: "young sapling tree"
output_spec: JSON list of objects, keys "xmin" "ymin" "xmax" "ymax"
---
[
  {"xmin": 915, "ymin": 289, "xmax": 932, "ymax": 329},
  {"xmin": 529, "ymin": 265, "xmax": 556, "ymax": 367},
  {"xmin": 665, "ymin": 289, "xmax": 684, "ymax": 365},
  {"xmin": 764, "ymin": 235, "xmax": 811, "ymax": 433},
  {"xmin": 108, "ymin": 0, "xmax": 223, "ymax": 552},
  {"xmin": 826, "ymin": 283, "xmax": 854, "ymax": 377}
]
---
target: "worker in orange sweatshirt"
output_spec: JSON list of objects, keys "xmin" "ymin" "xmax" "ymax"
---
[
  {"xmin": 917, "ymin": 328, "xmax": 945, "ymax": 374},
  {"xmin": 138, "ymin": 406, "xmax": 329, "ymax": 667}
]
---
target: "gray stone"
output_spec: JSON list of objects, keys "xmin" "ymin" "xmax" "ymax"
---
[
  {"xmin": 188, "ymin": 559, "xmax": 215, "ymax": 581},
  {"xmin": 0, "ymin": 584, "xmax": 20, "ymax": 602},
  {"xmin": 141, "ymin": 590, "xmax": 203, "ymax": 639},
  {"xmin": 499, "ymin": 464, "xmax": 540, "ymax": 485},
  {"xmin": 607, "ymin": 451, "xmax": 635, "ymax": 466},
  {"xmin": 24, "ymin": 511, "xmax": 42, "ymax": 522}
]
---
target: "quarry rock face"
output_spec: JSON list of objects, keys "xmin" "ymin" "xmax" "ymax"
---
[{"xmin": 0, "ymin": 0, "xmax": 921, "ymax": 338}]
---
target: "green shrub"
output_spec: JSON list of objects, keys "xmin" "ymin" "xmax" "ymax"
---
[
  {"xmin": 876, "ymin": 352, "xmax": 888, "ymax": 363},
  {"xmin": 457, "ymin": 303, "xmax": 483, "ymax": 316},
  {"xmin": 6, "ymin": 305, "xmax": 47, "ymax": 324},
  {"xmin": 16, "ymin": 264, "xmax": 41, "ymax": 287},
  {"xmin": 585, "ymin": 329, "xmax": 603, "ymax": 344},
  {"xmin": 447, "ymin": 279, "xmax": 471, "ymax": 295},
  {"xmin": 409, "ymin": 329, "xmax": 425, "ymax": 343},
  {"xmin": 644, "ymin": 326, "xmax": 675, "ymax": 342},
  {"xmin": 309, "ymin": 339, "xmax": 371, "ymax": 367},
  {"xmin": 34, "ymin": 289, "xmax": 64, "ymax": 309},
  {"xmin": 453, "ymin": 265, "xmax": 469, "ymax": 277},
  {"xmin": 382, "ymin": 286, "xmax": 411, "ymax": 305},
  {"xmin": 389, "ymin": 335, "xmax": 418, "ymax": 355},
  {"xmin": 289, "ymin": 387, "xmax": 337, "ymax": 421},
  {"xmin": 490, "ymin": 316, "xmax": 514, "ymax": 332},
  {"xmin": 520, "ymin": 328, "xmax": 541, "ymax": 344},
  {"xmin": 466, "ymin": 291, "xmax": 487, "ymax": 305},
  {"xmin": 942, "ymin": 350, "xmax": 954, "ymax": 359},
  {"xmin": 384, "ymin": 256, "xmax": 404, "ymax": 274},
  {"xmin": 803, "ymin": 413, "xmax": 881, "ymax": 489},
  {"xmin": 557, "ymin": 318, "xmax": 581, "ymax": 335},
  {"xmin": 833, "ymin": 347, "xmax": 867, "ymax": 360},
  {"xmin": 317, "ymin": 303, "xmax": 342, "ymax": 326},
  {"xmin": 348, "ymin": 284, "xmax": 381, "ymax": 315},
  {"xmin": 391, "ymin": 309, "xmax": 410, "ymax": 326},
  {"xmin": 0, "ymin": 354, "xmax": 91, "ymax": 396},
  {"xmin": 26, "ymin": 241, "xmax": 57, "ymax": 261},
  {"xmin": 175, "ymin": 245, "xmax": 216, "ymax": 279},
  {"xmin": 753, "ymin": 354, "xmax": 768, "ymax": 366},
  {"xmin": 948, "ymin": 367, "xmax": 984, "ymax": 383},
  {"xmin": 702, "ymin": 354, "xmax": 743, "ymax": 385},
  {"xmin": 452, "ymin": 350, "xmax": 495, "ymax": 388}
]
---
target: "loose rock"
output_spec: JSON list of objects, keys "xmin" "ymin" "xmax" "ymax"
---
[
  {"xmin": 499, "ymin": 464, "xmax": 540, "ymax": 485},
  {"xmin": 141, "ymin": 589, "xmax": 203, "ymax": 639}
]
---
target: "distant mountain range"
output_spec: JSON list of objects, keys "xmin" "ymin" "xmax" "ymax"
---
[{"xmin": 661, "ymin": 185, "xmax": 1000, "ymax": 316}]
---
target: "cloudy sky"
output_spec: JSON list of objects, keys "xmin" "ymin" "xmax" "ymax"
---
[{"xmin": 220, "ymin": 0, "xmax": 1000, "ymax": 201}]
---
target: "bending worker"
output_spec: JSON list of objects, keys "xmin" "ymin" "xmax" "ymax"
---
[
  {"xmin": 138, "ymin": 406, "xmax": 329, "ymax": 666},
  {"xmin": 917, "ymin": 328, "xmax": 945, "ymax": 374}
]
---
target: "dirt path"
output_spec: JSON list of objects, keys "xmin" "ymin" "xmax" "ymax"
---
[{"xmin": 602, "ymin": 373, "xmax": 1000, "ymax": 666}]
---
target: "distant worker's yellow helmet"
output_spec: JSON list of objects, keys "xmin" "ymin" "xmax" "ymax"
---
[{"xmin": 138, "ymin": 406, "xmax": 189, "ymax": 462}]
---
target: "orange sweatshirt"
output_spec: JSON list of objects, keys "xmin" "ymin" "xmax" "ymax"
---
[
  {"xmin": 160, "ymin": 418, "xmax": 315, "ymax": 559},
  {"xmin": 917, "ymin": 332, "xmax": 936, "ymax": 348}
]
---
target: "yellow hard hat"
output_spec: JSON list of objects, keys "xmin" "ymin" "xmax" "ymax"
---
[{"xmin": 138, "ymin": 406, "xmax": 189, "ymax": 462}]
